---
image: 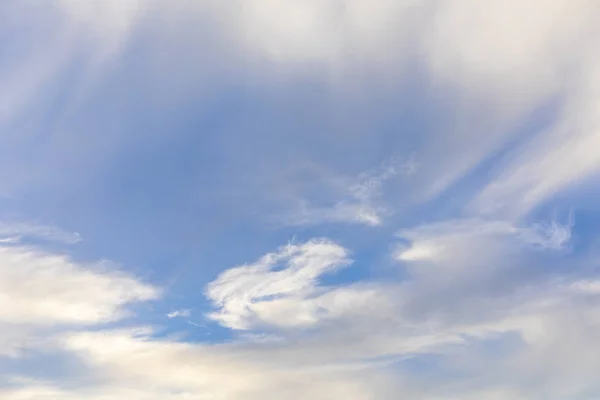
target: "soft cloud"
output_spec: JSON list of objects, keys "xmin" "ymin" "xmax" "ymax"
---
[
  {"xmin": 472, "ymin": 58, "xmax": 600, "ymax": 216},
  {"xmin": 0, "ymin": 246, "xmax": 157, "ymax": 326},
  {"xmin": 166, "ymin": 309, "xmax": 191, "ymax": 319},
  {"xmin": 5, "ymin": 233, "xmax": 597, "ymax": 400},
  {"xmin": 0, "ymin": 221, "xmax": 81, "ymax": 244},
  {"xmin": 202, "ymin": 0, "xmax": 600, "ymax": 207},
  {"xmin": 276, "ymin": 158, "xmax": 415, "ymax": 227},
  {"xmin": 3, "ymin": 0, "xmax": 600, "ymax": 210},
  {"xmin": 395, "ymin": 218, "xmax": 572, "ymax": 266},
  {"xmin": 5, "ymin": 0, "xmax": 600, "ymax": 399},
  {"xmin": 0, "ymin": 226, "xmax": 158, "ymax": 358},
  {"xmin": 212, "ymin": 0, "xmax": 424, "ymax": 68},
  {"xmin": 53, "ymin": 326, "xmax": 406, "ymax": 400},
  {"xmin": 0, "ymin": 227, "xmax": 599, "ymax": 399},
  {"xmin": 205, "ymin": 239, "xmax": 352, "ymax": 329}
]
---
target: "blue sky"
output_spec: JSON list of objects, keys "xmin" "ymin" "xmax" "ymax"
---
[{"xmin": 2, "ymin": 1, "xmax": 600, "ymax": 399}]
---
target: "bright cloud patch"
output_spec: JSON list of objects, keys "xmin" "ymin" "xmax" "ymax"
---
[
  {"xmin": 0, "ymin": 246, "xmax": 157, "ymax": 326},
  {"xmin": 395, "ymin": 218, "xmax": 572, "ymax": 267},
  {"xmin": 0, "ymin": 232, "xmax": 158, "ymax": 358},
  {"xmin": 206, "ymin": 239, "xmax": 352, "ymax": 330}
]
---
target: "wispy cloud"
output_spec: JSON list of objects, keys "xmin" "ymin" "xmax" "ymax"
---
[
  {"xmin": 205, "ymin": 239, "xmax": 352, "ymax": 330},
  {"xmin": 395, "ymin": 217, "xmax": 572, "ymax": 265},
  {"xmin": 166, "ymin": 309, "xmax": 191, "ymax": 319},
  {"xmin": 471, "ymin": 64, "xmax": 600, "ymax": 217},
  {"xmin": 4, "ymin": 0, "xmax": 600, "ymax": 399},
  {"xmin": 277, "ymin": 158, "xmax": 416, "ymax": 227},
  {"xmin": 0, "ymin": 221, "xmax": 81, "ymax": 244}
]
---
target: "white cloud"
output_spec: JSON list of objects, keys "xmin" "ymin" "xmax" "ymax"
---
[
  {"xmin": 166, "ymin": 309, "xmax": 191, "ymax": 319},
  {"xmin": 395, "ymin": 218, "xmax": 571, "ymax": 272},
  {"xmin": 5, "ymin": 1, "xmax": 600, "ymax": 399},
  {"xmin": 205, "ymin": 239, "xmax": 352, "ymax": 329},
  {"xmin": 194, "ymin": 0, "xmax": 600, "ymax": 207},
  {"xmin": 0, "ymin": 234, "xmax": 158, "ymax": 358},
  {"xmin": 2, "ymin": 0, "xmax": 599, "ymax": 212},
  {"xmin": 0, "ymin": 326, "xmax": 36, "ymax": 358},
  {"xmin": 1, "ymin": 227, "xmax": 600, "ymax": 399},
  {"xmin": 472, "ymin": 56, "xmax": 600, "ymax": 216},
  {"xmin": 0, "ymin": 0, "xmax": 143, "ymax": 126},
  {"xmin": 0, "ymin": 221, "xmax": 81, "ymax": 244},
  {"xmin": 165, "ymin": 0, "xmax": 600, "ymax": 222},
  {"xmin": 277, "ymin": 158, "xmax": 415, "ymax": 227},
  {"xmin": 9, "ymin": 238, "xmax": 596, "ymax": 400},
  {"xmin": 1, "ymin": 0, "xmax": 599, "ymax": 203},
  {"xmin": 216, "ymin": 0, "xmax": 423, "ymax": 68},
  {"xmin": 51, "ymin": 326, "xmax": 407, "ymax": 400},
  {"xmin": 0, "ymin": 246, "xmax": 158, "ymax": 326},
  {"xmin": 418, "ymin": 0, "xmax": 600, "ymax": 213}
]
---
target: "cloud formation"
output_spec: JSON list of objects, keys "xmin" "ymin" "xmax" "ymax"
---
[
  {"xmin": 206, "ymin": 239, "xmax": 352, "ymax": 330},
  {"xmin": 0, "ymin": 221, "xmax": 81, "ymax": 244},
  {"xmin": 3, "ymin": 229, "xmax": 598, "ymax": 399},
  {"xmin": 275, "ymin": 158, "xmax": 416, "ymax": 227},
  {"xmin": 4, "ymin": 0, "xmax": 600, "ymax": 399},
  {"xmin": 0, "ymin": 221, "xmax": 158, "ymax": 359}
]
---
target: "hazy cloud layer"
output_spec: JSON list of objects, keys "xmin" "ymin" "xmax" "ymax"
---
[{"xmin": 3, "ymin": 0, "xmax": 600, "ymax": 399}]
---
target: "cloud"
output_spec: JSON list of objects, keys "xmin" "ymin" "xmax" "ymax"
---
[
  {"xmin": 0, "ymin": 1, "xmax": 137, "ymax": 195},
  {"xmin": 275, "ymin": 158, "xmax": 416, "ymax": 227},
  {"xmin": 0, "ymin": 246, "xmax": 157, "ymax": 326},
  {"xmin": 0, "ymin": 232, "xmax": 158, "ymax": 358},
  {"xmin": 395, "ymin": 218, "xmax": 572, "ymax": 266},
  {"xmin": 5, "ymin": 1, "xmax": 600, "ymax": 399},
  {"xmin": 166, "ymin": 309, "xmax": 191, "ymax": 319},
  {"xmin": 194, "ymin": 0, "xmax": 600, "ymax": 208},
  {"xmin": 1, "ymin": 0, "xmax": 598, "ymax": 192},
  {"xmin": 2, "ymin": 230, "xmax": 594, "ymax": 400},
  {"xmin": 2, "ymin": 0, "xmax": 598, "ymax": 213},
  {"xmin": 471, "ymin": 58, "xmax": 600, "ymax": 216},
  {"xmin": 49, "ymin": 326, "xmax": 406, "ymax": 400},
  {"xmin": 0, "ymin": 225, "xmax": 599, "ymax": 399},
  {"xmin": 418, "ymin": 0, "xmax": 600, "ymax": 211},
  {"xmin": 0, "ymin": 0, "xmax": 141, "ymax": 126},
  {"xmin": 0, "ymin": 221, "xmax": 81, "ymax": 244},
  {"xmin": 161, "ymin": 0, "xmax": 600, "ymax": 223},
  {"xmin": 205, "ymin": 239, "xmax": 352, "ymax": 330}
]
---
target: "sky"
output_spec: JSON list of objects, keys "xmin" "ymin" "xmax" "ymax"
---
[{"xmin": 2, "ymin": 0, "xmax": 600, "ymax": 399}]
